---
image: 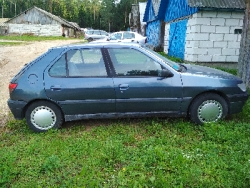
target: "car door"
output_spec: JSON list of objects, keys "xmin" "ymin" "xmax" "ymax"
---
[
  {"xmin": 93, "ymin": 30, "xmax": 102, "ymax": 40},
  {"xmin": 106, "ymin": 47, "xmax": 183, "ymax": 113},
  {"xmin": 44, "ymin": 48, "xmax": 116, "ymax": 116}
]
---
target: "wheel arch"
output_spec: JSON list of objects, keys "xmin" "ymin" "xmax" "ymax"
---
[
  {"xmin": 23, "ymin": 99, "xmax": 65, "ymax": 121},
  {"xmin": 187, "ymin": 90, "xmax": 229, "ymax": 115}
]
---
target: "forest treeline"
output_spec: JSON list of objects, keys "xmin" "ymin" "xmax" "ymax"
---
[{"xmin": 1, "ymin": 0, "xmax": 146, "ymax": 32}]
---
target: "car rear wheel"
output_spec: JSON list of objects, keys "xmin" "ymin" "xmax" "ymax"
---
[
  {"xmin": 25, "ymin": 101, "xmax": 63, "ymax": 132},
  {"xmin": 87, "ymin": 38, "xmax": 93, "ymax": 42},
  {"xmin": 189, "ymin": 93, "xmax": 228, "ymax": 124}
]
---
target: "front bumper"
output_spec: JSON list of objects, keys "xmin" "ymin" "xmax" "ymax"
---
[
  {"xmin": 7, "ymin": 99, "xmax": 27, "ymax": 119},
  {"xmin": 227, "ymin": 93, "xmax": 249, "ymax": 114}
]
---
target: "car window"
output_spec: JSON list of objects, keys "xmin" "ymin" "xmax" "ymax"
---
[
  {"xmin": 100, "ymin": 31, "xmax": 108, "ymax": 35},
  {"xmin": 123, "ymin": 32, "xmax": 135, "ymax": 39},
  {"xmin": 49, "ymin": 49, "xmax": 107, "ymax": 77},
  {"xmin": 110, "ymin": 33, "xmax": 122, "ymax": 40},
  {"xmin": 49, "ymin": 55, "xmax": 67, "ymax": 77},
  {"xmin": 108, "ymin": 48, "xmax": 162, "ymax": 76},
  {"xmin": 142, "ymin": 46, "xmax": 181, "ymax": 71},
  {"xmin": 93, "ymin": 30, "xmax": 100, "ymax": 35},
  {"xmin": 86, "ymin": 30, "xmax": 93, "ymax": 34}
]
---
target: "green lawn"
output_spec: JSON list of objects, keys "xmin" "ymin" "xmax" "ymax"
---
[
  {"xmin": 1, "ymin": 97, "xmax": 250, "ymax": 187},
  {"xmin": 0, "ymin": 35, "xmax": 83, "ymax": 42},
  {"xmin": 0, "ymin": 41, "xmax": 25, "ymax": 46},
  {"xmin": 0, "ymin": 40, "xmax": 249, "ymax": 187}
]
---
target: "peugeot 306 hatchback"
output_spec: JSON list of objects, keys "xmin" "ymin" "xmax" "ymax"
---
[{"xmin": 8, "ymin": 43, "xmax": 249, "ymax": 132}]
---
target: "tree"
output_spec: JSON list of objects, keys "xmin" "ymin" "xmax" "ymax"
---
[
  {"xmin": 0, "ymin": 0, "xmax": 139, "ymax": 31},
  {"xmin": 100, "ymin": 0, "xmax": 116, "ymax": 32},
  {"xmin": 238, "ymin": 0, "xmax": 250, "ymax": 88}
]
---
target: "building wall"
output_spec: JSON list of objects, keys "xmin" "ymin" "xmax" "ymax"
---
[
  {"xmin": 168, "ymin": 19, "xmax": 188, "ymax": 59},
  {"xmin": 146, "ymin": 20, "xmax": 161, "ymax": 47},
  {"xmin": 185, "ymin": 11, "xmax": 244, "ymax": 62},
  {"xmin": 8, "ymin": 24, "xmax": 62, "ymax": 36}
]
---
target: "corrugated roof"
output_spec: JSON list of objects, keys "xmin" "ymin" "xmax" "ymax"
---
[
  {"xmin": 6, "ymin": 6, "xmax": 80, "ymax": 30},
  {"xmin": 0, "ymin": 18, "xmax": 9, "ymax": 27},
  {"xmin": 188, "ymin": 0, "xmax": 245, "ymax": 9}
]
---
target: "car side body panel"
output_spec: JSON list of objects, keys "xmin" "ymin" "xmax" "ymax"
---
[{"xmin": 7, "ymin": 43, "xmax": 249, "ymax": 127}]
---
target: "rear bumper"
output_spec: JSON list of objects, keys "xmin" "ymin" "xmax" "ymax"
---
[
  {"xmin": 7, "ymin": 99, "xmax": 27, "ymax": 119},
  {"xmin": 228, "ymin": 93, "xmax": 249, "ymax": 114}
]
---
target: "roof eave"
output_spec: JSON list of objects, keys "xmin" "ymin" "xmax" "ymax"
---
[{"xmin": 197, "ymin": 7, "xmax": 245, "ymax": 12}]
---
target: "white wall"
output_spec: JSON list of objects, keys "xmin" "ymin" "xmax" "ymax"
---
[
  {"xmin": 8, "ymin": 24, "xmax": 62, "ymax": 36},
  {"xmin": 164, "ymin": 24, "xmax": 170, "ymax": 51},
  {"xmin": 185, "ymin": 11, "xmax": 244, "ymax": 62}
]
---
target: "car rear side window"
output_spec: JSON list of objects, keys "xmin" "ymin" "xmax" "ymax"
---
[
  {"xmin": 49, "ymin": 55, "xmax": 67, "ymax": 77},
  {"xmin": 93, "ymin": 30, "xmax": 101, "ymax": 35},
  {"xmin": 49, "ymin": 49, "xmax": 107, "ymax": 77},
  {"xmin": 123, "ymin": 33, "xmax": 135, "ymax": 39},
  {"xmin": 108, "ymin": 48, "xmax": 162, "ymax": 77},
  {"xmin": 101, "ymin": 31, "xmax": 108, "ymax": 35}
]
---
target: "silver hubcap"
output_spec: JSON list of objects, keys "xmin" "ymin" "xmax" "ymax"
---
[
  {"xmin": 31, "ymin": 106, "xmax": 56, "ymax": 130},
  {"xmin": 198, "ymin": 100, "xmax": 223, "ymax": 123}
]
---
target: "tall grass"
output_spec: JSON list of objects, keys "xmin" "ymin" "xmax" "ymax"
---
[
  {"xmin": 0, "ymin": 35, "xmax": 82, "ymax": 41},
  {"xmin": 1, "ymin": 45, "xmax": 249, "ymax": 187},
  {"xmin": 1, "ymin": 97, "xmax": 250, "ymax": 187}
]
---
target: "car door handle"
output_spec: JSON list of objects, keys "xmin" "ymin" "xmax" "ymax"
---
[
  {"xmin": 50, "ymin": 85, "xmax": 61, "ymax": 91},
  {"xmin": 119, "ymin": 84, "xmax": 129, "ymax": 91}
]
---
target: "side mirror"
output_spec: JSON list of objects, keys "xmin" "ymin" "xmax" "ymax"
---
[{"xmin": 158, "ymin": 69, "xmax": 174, "ymax": 78}]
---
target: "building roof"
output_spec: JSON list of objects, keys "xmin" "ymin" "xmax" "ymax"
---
[
  {"xmin": 6, "ymin": 6, "xmax": 80, "ymax": 30},
  {"xmin": 0, "ymin": 18, "xmax": 9, "ymax": 27},
  {"xmin": 188, "ymin": 0, "xmax": 245, "ymax": 9}
]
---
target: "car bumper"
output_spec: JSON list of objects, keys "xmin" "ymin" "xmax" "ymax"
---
[
  {"xmin": 228, "ymin": 93, "xmax": 249, "ymax": 114},
  {"xmin": 7, "ymin": 99, "xmax": 27, "ymax": 119}
]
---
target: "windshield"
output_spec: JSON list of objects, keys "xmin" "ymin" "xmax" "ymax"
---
[{"xmin": 141, "ymin": 46, "xmax": 181, "ymax": 71}]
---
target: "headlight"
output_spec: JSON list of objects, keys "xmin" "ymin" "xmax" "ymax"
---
[{"xmin": 238, "ymin": 83, "xmax": 247, "ymax": 92}]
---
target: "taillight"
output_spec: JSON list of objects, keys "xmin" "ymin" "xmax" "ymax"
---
[{"xmin": 9, "ymin": 83, "xmax": 17, "ymax": 94}]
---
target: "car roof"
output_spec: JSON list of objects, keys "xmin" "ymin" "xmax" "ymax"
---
[{"xmin": 51, "ymin": 42, "xmax": 142, "ymax": 50}]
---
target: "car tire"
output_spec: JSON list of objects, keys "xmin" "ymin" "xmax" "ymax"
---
[
  {"xmin": 25, "ymin": 101, "xmax": 63, "ymax": 132},
  {"xmin": 189, "ymin": 93, "xmax": 228, "ymax": 124},
  {"xmin": 87, "ymin": 38, "xmax": 93, "ymax": 42}
]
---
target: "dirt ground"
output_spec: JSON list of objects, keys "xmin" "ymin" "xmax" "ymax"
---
[{"xmin": 0, "ymin": 39, "xmax": 83, "ymax": 127}]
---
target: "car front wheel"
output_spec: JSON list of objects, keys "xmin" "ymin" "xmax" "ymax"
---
[
  {"xmin": 189, "ymin": 93, "xmax": 228, "ymax": 124},
  {"xmin": 25, "ymin": 101, "xmax": 63, "ymax": 132}
]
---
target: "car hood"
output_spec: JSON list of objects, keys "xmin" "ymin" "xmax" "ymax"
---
[{"xmin": 183, "ymin": 63, "xmax": 240, "ymax": 80}]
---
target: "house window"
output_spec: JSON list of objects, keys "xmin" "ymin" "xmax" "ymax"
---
[{"xmin": 234, "ymin": 29, "xmax": 242, "ymax": 34}]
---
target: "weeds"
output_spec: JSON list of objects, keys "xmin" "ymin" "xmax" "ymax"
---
[
  {"xmin": 1, "ymin": 106, "xmax": 250, "ymax": 187},
  {"xmin": 1, "ymin": 43, "xmax": 250, "ymax": 187},
  {"xmin": 0, "ymin": 35, "xmax": 82, "ymax": 42},
  {"xmin": 0, "ymin": 41, "xmax": 24, "ymax": 46}
]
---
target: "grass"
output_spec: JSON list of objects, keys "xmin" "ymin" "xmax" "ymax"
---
[
  {"xmin": 0, "ymin": 41, "xmax": 24, "ymax": 46},
  {"xmin": 0, "ymin": 35, "xmax": 83, "ymax": 42},
  {"xmin": 1, "ymin": 97, "xmax": 250, "ymax": 187},
  {"xmin": 1, "ymin": 48, "xmax": 250, "ymax": 187}
]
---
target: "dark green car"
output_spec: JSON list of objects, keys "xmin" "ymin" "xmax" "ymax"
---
[{"xmin": 8, "ymin": 43, "xmax": 248, "ymax": 132}]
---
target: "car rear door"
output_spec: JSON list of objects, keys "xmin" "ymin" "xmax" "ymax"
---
[
  {"xmin": 106, "ymin": 47, "xmax": 183, "ymax": 113},
  {"xmin": 44, "ymin": 48, "xmax": 116, "ymax": 117}
]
